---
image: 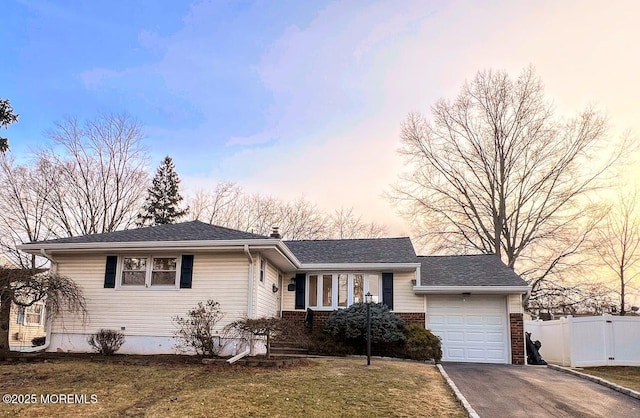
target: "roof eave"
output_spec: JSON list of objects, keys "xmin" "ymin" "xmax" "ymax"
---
[{"xmin": 413, "ymin": 285, "xmax": 530, "ymax": 295}]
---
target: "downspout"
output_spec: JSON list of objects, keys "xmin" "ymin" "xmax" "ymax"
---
[
  {"xmin": 19, "ymin": 249, "xmax": 57, "ymax": 353},
  {"xmin": 243, "ymin": 245, "xmax": 255, "ymax": 356},
  {"xmin": 244, "ymin": 245, "xmax": 254, "ymax": 318}
]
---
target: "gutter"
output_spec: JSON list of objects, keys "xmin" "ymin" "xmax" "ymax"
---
[
  {"xmin": 300, "ymin": 262, "xmax": 421, "ymax": 271},
  {"xmin": 413, "ymin": 285, "xmax": 531, "ymax": 294},
  {"xmin": 18, "ymin": 238, "xmax": 284, "ymax": 252}
]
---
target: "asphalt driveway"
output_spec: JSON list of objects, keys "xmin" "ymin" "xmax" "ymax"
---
[{"xmin": 442, "ymin": 363, "xmax": 640, "ymax": 418}]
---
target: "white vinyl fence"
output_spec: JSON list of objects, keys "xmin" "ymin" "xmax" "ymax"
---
[{"xmin": 525, "ymin": 315, "xmax": 640, "ymax": 367}]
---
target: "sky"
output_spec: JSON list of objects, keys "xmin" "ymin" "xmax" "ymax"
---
[{"xmin": 2, "ymin": 0, "xmax": 639, "ymax": 240}]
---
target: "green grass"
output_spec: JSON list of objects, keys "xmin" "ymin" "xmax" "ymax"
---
[
  {"xmin": 0, "ymin": 356, "xmax": 465, "ymax": 417},
  {"xmin": 579, "ymin": 366, "xmax": 640, "ymax": 392}
]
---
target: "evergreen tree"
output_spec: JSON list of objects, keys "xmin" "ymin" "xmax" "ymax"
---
[{"xmin": 137, "ymin": 156, "xmax": 188, "ymax": 226}]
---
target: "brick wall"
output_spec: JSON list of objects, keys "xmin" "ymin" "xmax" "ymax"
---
[
  {"xmin": 394, "ymin": 312, "xmax": 425, "ymax": 325},
  {"xmin": 510, "ymin": 313, "xmax": 525, "ymax": 365}
]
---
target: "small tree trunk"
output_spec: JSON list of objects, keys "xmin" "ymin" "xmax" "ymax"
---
[
  {"xmin": 620, "ymin": 268, "xmax": 626, "ymax": 316},
  {"xmin": 0, "ymin": 290, "xmax": 13, "ymax": 360}
]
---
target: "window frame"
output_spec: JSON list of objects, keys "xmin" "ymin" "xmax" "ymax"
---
[
  {"xmin": 117, "ymin": 255, "xmax": 181, "ymax": 290},
  {"xmin": 259, "ymin": 258, "xmax": 266, "ymax": 284},
  {"xmin": 16, "ymin": 303, "xmax": 45, "ymax": 326},
  {"xmin": 306, "ymin": 272, "xmax": 381, "ymax": 310}
]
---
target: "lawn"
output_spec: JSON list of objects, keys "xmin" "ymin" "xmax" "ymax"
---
[
  {"xmin": 579, "ymin": 366, "xmax": 640, "ymax": 393},
  {"xmin": 0, "ymin": 356, "xmax": 465, "ymax": 417}
]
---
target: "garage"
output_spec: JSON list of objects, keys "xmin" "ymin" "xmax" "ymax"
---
[{"xmin": 427, "ymin": 295, "xmax": 509, "ymax": 363}]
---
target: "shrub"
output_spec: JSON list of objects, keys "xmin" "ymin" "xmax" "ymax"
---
[
  {"xmin": 308, "ymin": 330, "xmax": 356, "ymax": 356},
  {"xmin": 87, "ymin": 329, "xmax": 125, "ymax": 355},
  {"xmin": 173, "ymin": 300, "xmax": 224, "ymax": 357},
  {"xmin": 324, "ymin": 303, "xmax": 405, "ymax": 353},
  {"xmin": 31, "ymin": 336, "xmax": 46, "ymax": 347},
  {"xmin": 402, "ymin": 324, "xmax": 442, "ymax": 362}
]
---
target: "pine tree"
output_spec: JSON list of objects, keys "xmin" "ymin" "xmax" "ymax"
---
[{"xmin": 137, "ymin": 156, "xmax": 189, "ymax": 226}]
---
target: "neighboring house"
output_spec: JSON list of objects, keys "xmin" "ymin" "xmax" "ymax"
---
[
  {"xmin": 18, "ymin": 221, "xmax": 529, "ymax": 364},
  {"xmin": 0, "ymin": 254, "xmax": 47, "ymax": 349}
]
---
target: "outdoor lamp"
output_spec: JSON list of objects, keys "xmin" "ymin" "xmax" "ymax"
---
[{"xmin": 365, "ymin": 291, "xmax": 372, "ymax": 365}]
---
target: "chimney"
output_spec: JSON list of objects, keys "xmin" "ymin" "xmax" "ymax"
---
[{"xmin": 270, "ymin": 226, "xmax": 281, "ymax": 239}]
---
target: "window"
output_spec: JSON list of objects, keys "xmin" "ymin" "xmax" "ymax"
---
[
  {"xmin": 307, "ymin": 273, "xmax": 381, "ymax": 309},
  {"xmin": 120, "ymin": 256, "xmax": 179, "ymax": 288},
  {"xmin": 16, "ymin": 304, "xmax": 44, "ymax": 326},
  {"xmin": 260, "ymin": 258, "xmax": 266, "ymax": 283}
]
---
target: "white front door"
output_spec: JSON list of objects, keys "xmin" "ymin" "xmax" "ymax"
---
[{"xmin": 427, "ymin": 295, "xmax": 509, "ymax": 364}]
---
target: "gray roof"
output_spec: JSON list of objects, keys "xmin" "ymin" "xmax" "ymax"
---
[
  {"xmin": 284, "ymin": 237, "xmax": 417, "ymax": 264},
  {"xmin": 30, "ymin": 220, "xmax": 269, "ymax": 244},
  {"xmin": 419, "ymin": 254, "xmax": 528, "ymax": 287}
]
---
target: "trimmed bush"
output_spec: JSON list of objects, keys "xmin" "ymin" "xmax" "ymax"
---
[
  {"xmin": 324, "ymin": 303, "xmax": 405, "ymax": 353},
  {"xmin": 402, "ymin": 324, "xmax": 442, "ymax": 362},
  {"xmin": 87, "ymin": 329, "xmax": 125, "ymax": 355}
]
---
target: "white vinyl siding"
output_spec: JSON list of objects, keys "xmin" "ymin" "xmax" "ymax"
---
[
  {"xmin": 391, "ymin": 271, "xmax": 424, "ymax": 313},
  {"xmin": 508, "ymin": 294, "xmax": 523, "ymax": 313},
  {"xmin": 256, "ymin": 256, "xmax": 280, "ymax": 318},
  {"xmin": 53, "ymin": 252, "xmax": 250, "ymax": 337}
]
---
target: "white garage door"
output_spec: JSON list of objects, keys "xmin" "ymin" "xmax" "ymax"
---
[{"xmin": 427, "ymin": 295, "xmax": 509, "ymax": 364}]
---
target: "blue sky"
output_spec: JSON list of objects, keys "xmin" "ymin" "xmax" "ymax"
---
[{"xmin": 3, "ymin": 0, "xmax": 640, "ymax": 236}]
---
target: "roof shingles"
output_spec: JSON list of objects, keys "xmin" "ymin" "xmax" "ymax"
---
[
  {"xmin": 30, "ymin": 221, "xmax": 269, "ymax": 244},
  {"xmin": 284, "ymin": 237, "xmax": 417, "ymax": 264},
  {"xmin": 419, "ymin": 254, "xmax": 528, "ymax": 287}
]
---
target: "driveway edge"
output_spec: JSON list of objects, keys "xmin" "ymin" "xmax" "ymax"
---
[
  {"xmin": 548, "ymin": 364, "xmax": 640, "ymax": 400},
  {"xmin": 437, "ymin": 364, "xmax": 481, "ymax": 418}
]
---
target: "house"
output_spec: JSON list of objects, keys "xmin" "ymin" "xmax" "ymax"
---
[
  {"xmin": 0, "ymin": 254, "xmax": 47, "ymax": 349},
  {"xmin": 18, "ymin": 220, "xmax": 529, "ymax": 364}
]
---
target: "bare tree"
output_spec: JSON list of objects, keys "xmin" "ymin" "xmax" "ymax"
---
[
  {"xmin": 0, "ymin": 156, "xmax": 55, "ymax": 269},
  {"xmin": 394, "ymin": 66, "xmax": 625, "ymax": 307},
  {"xmin": 328, "ymin": 207, "xmax": 388, "ymax": 239},
  {"xmin": 187, "ymin": 185, "xmax": 388, "ymax": 240},
  {"xmin": 189, "ymin": 182, "xmax": 242, "ymax": 225},
  {"xmin": 0, "ymin": 267, "xmax": 86, "ymax": 359},
  {"xmin": 41, "ymin": 114, "xmax": 149, "ymax": 236},
  {"xmin": 593, "ymin": 192, "xmax": 640, "ymax": 315}
]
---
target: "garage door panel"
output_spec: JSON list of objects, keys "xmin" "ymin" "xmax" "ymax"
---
[
  {"xmin": 486, "ymin": 332, "xmax": 505, "ymax": 343},
  {"xmin": 486, "ymin": 316, "xmax": 504, "ymax": 326},
  {"xmin": 447, "ymin": 331, "xmax": 465, "ymax": 342},
  {"xmin": 447, "ymin": 316, "xmax": 464, "ymax": 325},
  {"xmin": 427, "ymin": 295, "xmax": 509, "ymax": 364},
  {"xmin": 467, "ymin": 332, "xmax": 485, "ymax": 342},
  {"xmin": 466, "ymin": 316, "xmax": 485, "ymax": 326}
]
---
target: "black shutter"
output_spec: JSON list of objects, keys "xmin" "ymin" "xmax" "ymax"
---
[
  {"xmin": 180, "ymin": 255, "xmax": 194, "ymax": 289},
  {"xmin": 382, "ymin": 272, "xmax": 394, "ymax": 310},
  {"xmin": 104, "ymin": 256, "xmax": 117, "ymax": 288},
  {"xmin": 294, "ymin": 273, "xmax": 306, "ymax": 310}
]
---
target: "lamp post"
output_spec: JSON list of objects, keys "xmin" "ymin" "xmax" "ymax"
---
[{"xmin": 365, "ymin": 292, "xmax": 373, "ymax": 366}]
